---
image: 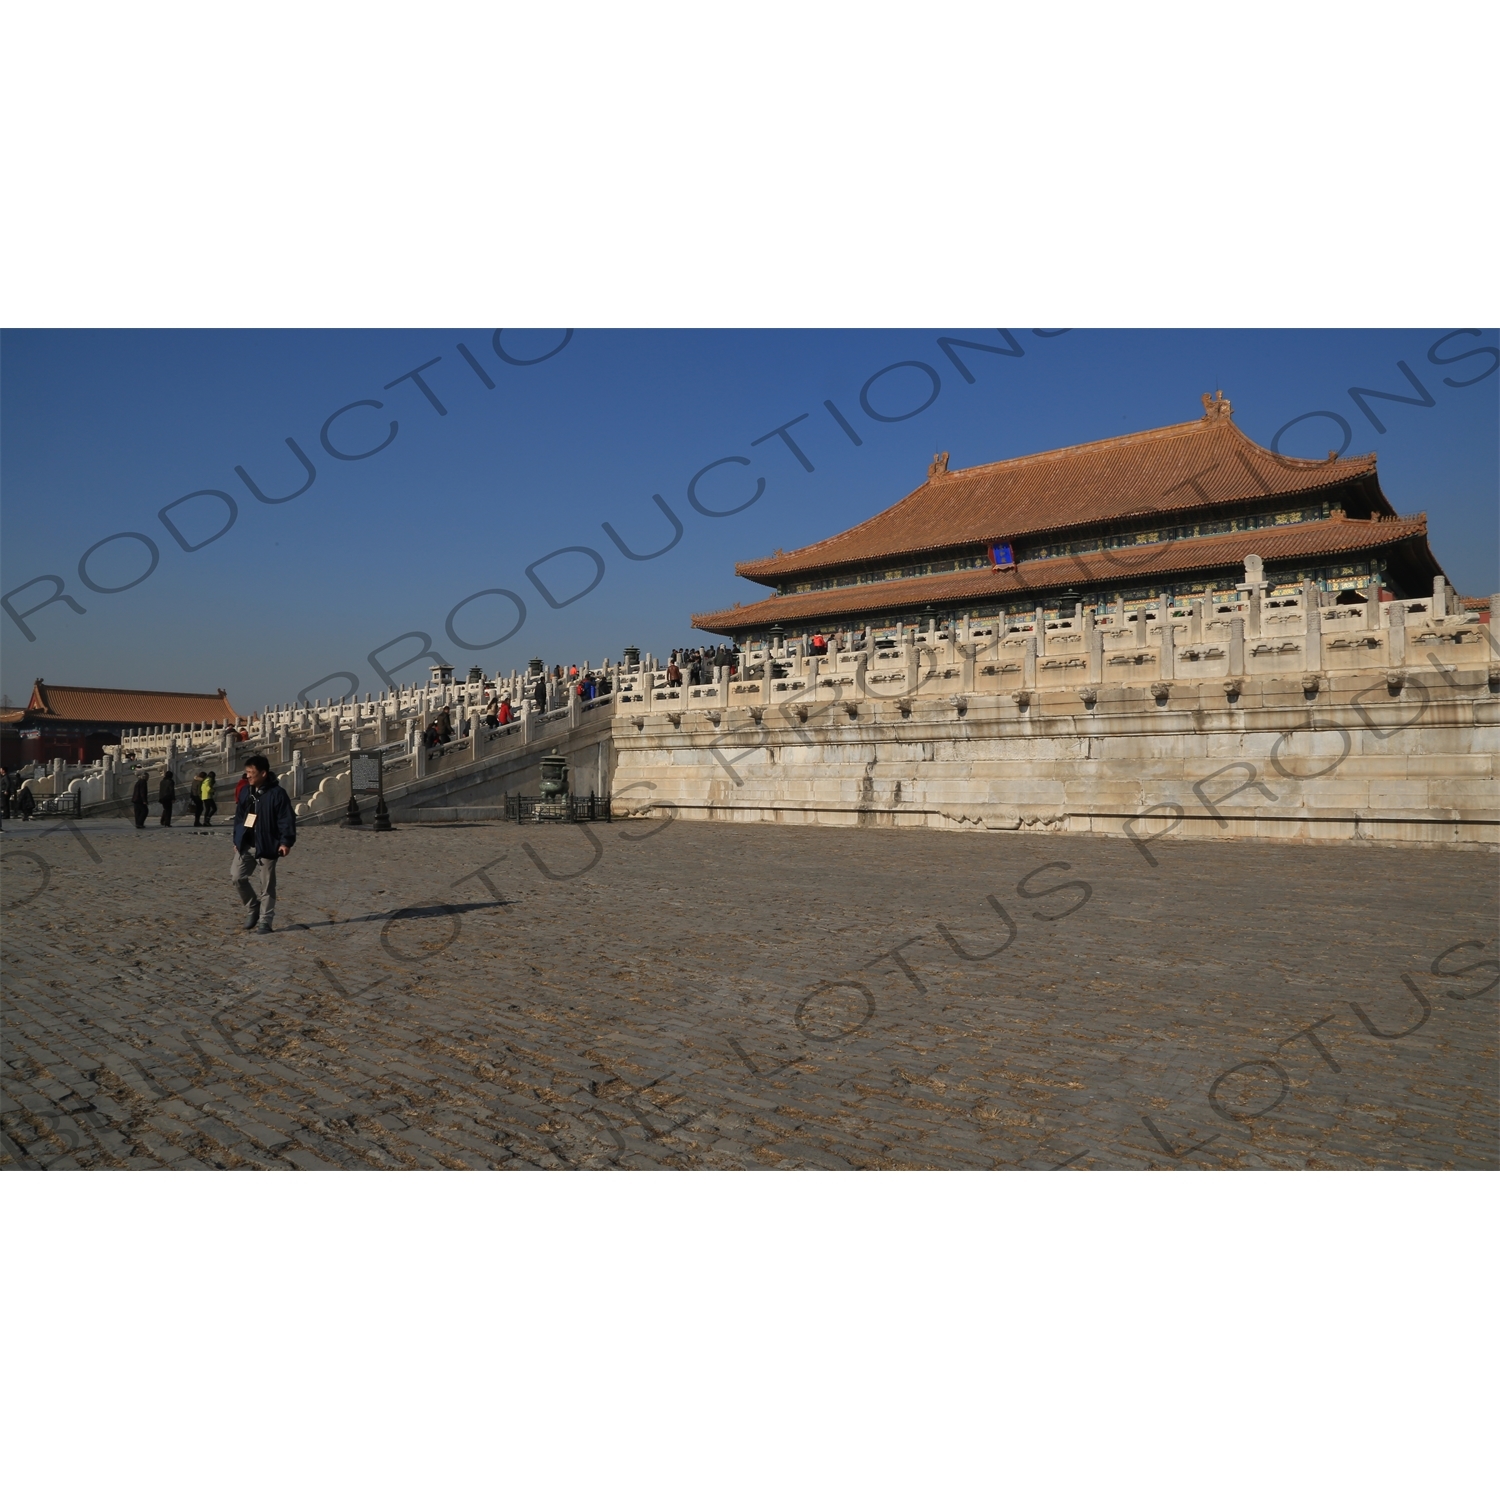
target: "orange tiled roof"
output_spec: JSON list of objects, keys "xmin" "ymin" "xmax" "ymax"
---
[
  {"xmin": 693, "ymin": 514, "xmax": 1428, "ymax": 633},
  {"xmin": 737, "ymin": 413, "xmax": 1382, "ymax": 585},
  {"xmin": 24, "ymin": 680, "xmax": 240, "ymax": 725}
]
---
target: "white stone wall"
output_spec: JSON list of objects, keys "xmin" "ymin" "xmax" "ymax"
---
[{"xmin": 611, "ymin": 664, "xmax": 1499, "ymax": 849}]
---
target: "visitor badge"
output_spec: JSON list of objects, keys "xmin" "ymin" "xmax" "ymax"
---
[{"xmin": 244, "ymin": 813, "xmax": 257, "ymax": 828}]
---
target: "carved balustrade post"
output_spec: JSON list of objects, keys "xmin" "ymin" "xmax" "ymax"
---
[
  {"xmin": 1228, "ymin": 616, "xmax": 1246, "ymax": 678},
  {"xmin": 1386, "ymin": 603, "xmax": 1407, "ymax": 667}
]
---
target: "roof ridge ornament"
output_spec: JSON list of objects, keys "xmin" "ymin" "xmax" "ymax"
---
[
  {"xmin": 927, "ymin": 451, "xmax": 950, "ymax": 479},
  {"xmin": 1201, "ymin": 389, "xmax": 1233, "ymax": 422}
]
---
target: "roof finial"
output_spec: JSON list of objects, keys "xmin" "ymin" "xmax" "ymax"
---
[
  {"xmin": 927, "ymin": 451, "xmax": 949, "ymax": 479},
  {"xmin": 1200, "ymin": 390, "xmax": 1232, "ymax": 422}
]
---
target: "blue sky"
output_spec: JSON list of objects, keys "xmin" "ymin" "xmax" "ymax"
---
[{"xmin": 2, "ymin": 328, "xmax": 1495, "ymax": 714}]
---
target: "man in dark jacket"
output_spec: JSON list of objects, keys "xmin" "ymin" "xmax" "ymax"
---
[
  {"xmin": 131, "ymin": 770, "xmax": 150, "ymax": 828},
  {"xmin": 231, "ymin": 755, "xmax": 296, "ymax": 934},
  {"xmin": 158, "ymin": 769, "xmax": 176, "ymax": 827}
]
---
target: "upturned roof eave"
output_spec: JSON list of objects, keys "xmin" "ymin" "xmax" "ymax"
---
[
  {"xmin": 735, "ymin": 418, "xmax": 1379, "ymax": 584},
  {"xmin": 737, "ymin": 467, "xmax": 1378, "ymax": 585},
  {"xmin": 695, "ymin": 515, "xmax": 1429, "ymax": 634}
]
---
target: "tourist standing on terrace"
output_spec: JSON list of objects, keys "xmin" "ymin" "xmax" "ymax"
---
[
  {"xmin": 231, "ymin": 755, "xmax": 295, "ymax": 935},
  {"xmin": 131, "ymin": 769, "xmax": 149, "ymax": 828}
]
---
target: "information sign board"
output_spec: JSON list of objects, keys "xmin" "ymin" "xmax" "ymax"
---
[{"xmin": 349, "ymin": 750, "xmax": 382, "ymax": 795}]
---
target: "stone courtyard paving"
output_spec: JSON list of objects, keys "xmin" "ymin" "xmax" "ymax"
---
[{"xmin": 2, "ymin": 813, "xmax": 1496, "ymax": 1171}]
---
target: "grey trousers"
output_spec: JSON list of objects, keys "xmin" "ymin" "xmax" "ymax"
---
[{"xmin": 230, "ymin": 847, "xmax": 278, "ymax": 921}]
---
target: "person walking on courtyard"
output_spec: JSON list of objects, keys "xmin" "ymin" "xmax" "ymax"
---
[
  {"xmin": 16, "ymin": 781, "xmax": 35, "ymax": 821},
  {"xmin": 157, "ymin": 768, "xmax": 175, "ymax": 827},
  {"xmin": 131, "ymin": 769, "xmax": 150, "ymax": 828},
  {"xmin": 200, "ymin": 770, "xmax": 217, "ymax": 827},
  {"xmin": 231, "ymin": 754, "xmax": 295, "ymax": 934},
  {"xmin": 190, "ymin": 771, "xmax": 207, "ymax": 826}
]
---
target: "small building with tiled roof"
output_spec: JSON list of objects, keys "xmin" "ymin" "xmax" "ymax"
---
[
  {"xmin": 1, "ymin": 680, "xmax": 239, "ymax": 769},
  {"xmin": 692, "ymin": 394, "xmax": 1448, "ymax": 641}
]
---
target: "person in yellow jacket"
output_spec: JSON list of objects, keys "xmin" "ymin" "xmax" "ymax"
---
[{"xmin": 200, "ymin": 770, "xmax": 218, "ymax": 827}]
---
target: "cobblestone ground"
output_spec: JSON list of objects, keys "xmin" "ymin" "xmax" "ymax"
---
[{"xmin": 2, "ymin": 813, "xmax": 1496, "ymax": 1170}]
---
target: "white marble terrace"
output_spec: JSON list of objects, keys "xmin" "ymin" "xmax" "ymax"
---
[{"xmin": 27, "ymin": 571, "xmax": 1499, "ymax": 815}]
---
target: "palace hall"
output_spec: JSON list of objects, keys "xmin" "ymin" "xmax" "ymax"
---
[
  {"xmin": 0, "ymin": 681, "xmax": 239, "ymax": 770},
  {"xmin": 691, "ymin": 394, "xmax": 1447, "ymax": 644}
]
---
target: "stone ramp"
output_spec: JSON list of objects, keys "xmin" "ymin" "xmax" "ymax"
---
[{"xmin": 300, "ymin": 712, "xmax": 617, "ymax": 826}]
